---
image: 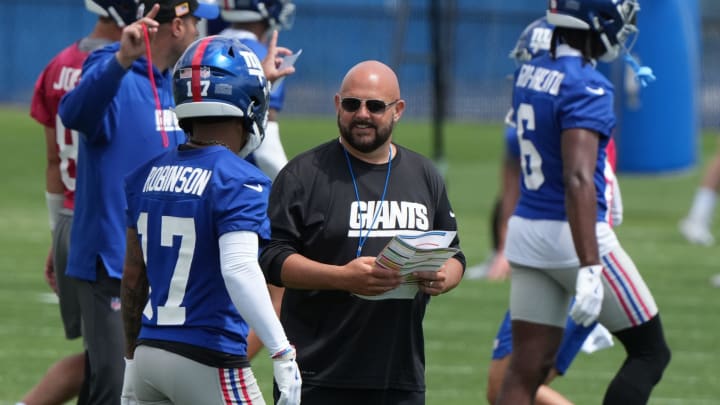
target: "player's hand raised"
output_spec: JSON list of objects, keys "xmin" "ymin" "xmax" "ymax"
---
[
  {"xmin": 116, "ymin": 4, "xmax": 160, "ymax": 69},
  {"xmin": 262, "ymin": 30, "xmax": 295, "ymax": 83}
]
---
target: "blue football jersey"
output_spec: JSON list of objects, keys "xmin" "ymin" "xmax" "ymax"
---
[
  {"xmin": 511, "ymin": 46, "xmax": 614, "ymax": 221},
  {"xmin": 124, "ymin": 145, "xmax": 271, "ymax": 356}
]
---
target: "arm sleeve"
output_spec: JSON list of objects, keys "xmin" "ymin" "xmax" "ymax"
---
[
  {"xmin": 252, "ymin": 121, "xmax": 288, "ymax": 182},
  {"xmin": 220, "ymin": 230, "xmax": 290, "ymax": 355},
  {"xmin": 45, "ymin": 192, "xmax": 64, "ymax": 232}
]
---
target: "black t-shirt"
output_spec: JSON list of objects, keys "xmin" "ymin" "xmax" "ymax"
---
[{"xmin": 260, "ymin": 139, "xmax": 465, "ymax": 391}]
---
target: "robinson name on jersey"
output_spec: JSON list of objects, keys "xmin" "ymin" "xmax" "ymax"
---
[{"xmin": 142, "ymin": 165, "xmax": 212, "ymax": 197}]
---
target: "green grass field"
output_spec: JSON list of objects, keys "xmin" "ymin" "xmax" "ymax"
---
[{"xmin": 1, "ymin": 105, "xmax": 719, "ymax": 404}]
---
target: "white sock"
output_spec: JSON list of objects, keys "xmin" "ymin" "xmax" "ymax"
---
[{"xmin": 687, "ymin": 187, "xmax": 717, "ymax": 225}]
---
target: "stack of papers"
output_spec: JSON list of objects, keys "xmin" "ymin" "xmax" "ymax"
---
[{"xmin": 355, "ymin": 230, "xmax": 458, "ymax": 301}]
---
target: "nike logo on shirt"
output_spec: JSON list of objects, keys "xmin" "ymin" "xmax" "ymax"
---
[
  {"xmin": 243, "ymin": 184, "xmax": 263, "ymax": 192},
  {"xmin": 585, "ymin": 86, "xmax": 605, "ymax": 96}
]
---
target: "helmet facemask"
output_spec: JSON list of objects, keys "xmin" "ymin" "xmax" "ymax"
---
[
  {"xmin": 237, "ymin": 97, "xmax": 268, "ymax": 158},
  {"xmin": 596, "ymin": 0, "xmax": 640, "ymax": 62},
  {"xmin": 547, "ymin": 0, "xmax": 640, "ymax": 63}
]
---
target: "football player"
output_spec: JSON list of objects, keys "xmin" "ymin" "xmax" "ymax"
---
[
  {"xmin": 496, "ymin": 1, "xmax": 671, "ymax": 404},
  {"xmin": 218, "ymin": 0, "xmax": 296, "ymax": 181},
  {"xmin": 121, "ymin": 35, "xmax": 300, "ymax": 405},
  {"xmin": 485, "ymin": 16, "xmax": 618, "ymax": 405}
]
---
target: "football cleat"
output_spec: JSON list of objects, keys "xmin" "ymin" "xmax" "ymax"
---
[{"xmin": 678, "ymin": 217, "xmax": 715, "ymax": 246}]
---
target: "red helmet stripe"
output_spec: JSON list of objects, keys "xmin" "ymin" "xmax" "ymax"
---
[{"xmin": 191, "ymin": 37, "xmax": 213, "ymax": 102}]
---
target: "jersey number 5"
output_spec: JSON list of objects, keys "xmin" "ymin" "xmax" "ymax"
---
[
  {"xmin": 137, "ymin": 212, "xmax": 196, "ymax": 326},
  {"xmin": 516, "ymin": 103, "xmax": 545, "ymax": 190}
]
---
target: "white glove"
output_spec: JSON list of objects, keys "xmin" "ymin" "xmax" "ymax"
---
[
  {"xmin": 120, "ymin": 358, "xmax": 138, "ymax": 405},
  {"xmin": 272, "ymin": 346, "xmax": 302, "ymax": 405},
  {"xmin": 570, "ymin": 265, "xmax": 604, "ymax": 327}
]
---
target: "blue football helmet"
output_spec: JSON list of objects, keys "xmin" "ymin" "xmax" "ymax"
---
[
  {"xmin": 173, "ymin": 36, "xmax": 270, "ymax": 158},
  {"xmin": 220, "ymin": 0, "xmax": 296, "ymax": 31},
  {"xmin": 85, "ymin": 0, "xmax": 140, "ymax": 27},
  {"xmin": 546, "ymin": 0, "xmax": 640, "ymax": 62},
  {"xmin": 509, "ymin": 17, "xmax": 555, "ymax": 63}
]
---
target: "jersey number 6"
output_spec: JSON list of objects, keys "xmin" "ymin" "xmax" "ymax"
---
[{"xmin": 516, "ymin": 103, "xmax": 545, "ymax": 190}]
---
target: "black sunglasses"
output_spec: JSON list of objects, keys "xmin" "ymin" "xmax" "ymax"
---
[{"xmin": 340, "ymin": 97, "xmax": 399, "ymax": 114}]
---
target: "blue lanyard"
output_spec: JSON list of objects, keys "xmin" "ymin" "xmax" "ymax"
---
[{"xmin": 342, "ymin": 144, "xmax": 393, "ymax": 257}]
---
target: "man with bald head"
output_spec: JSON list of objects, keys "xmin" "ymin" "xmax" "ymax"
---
[{"xmin": 260, "ymin": 60, "xmax": 466, "ymax": 404}]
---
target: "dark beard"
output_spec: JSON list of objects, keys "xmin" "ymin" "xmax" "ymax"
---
[{"xmin": 337, "ymin": 115, "xmax": 393, "ymax": 154}]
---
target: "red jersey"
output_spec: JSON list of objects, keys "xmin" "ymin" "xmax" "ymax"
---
[{"xmin": 30, "ymin": 42, "xmax": 88, "ymax": 210}]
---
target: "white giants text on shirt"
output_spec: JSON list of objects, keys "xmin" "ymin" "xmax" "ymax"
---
[
  {"xmin": 142, "ymin": 165, "xmax": 212, "ymax": 197},
  {"xmin": 347, "ymin": 201, "xmax": 429, "ymax": 237},
  {"xmin": 515, "ymin": 64, "xmax": 565, "ymax": 96},
  {"xmin": 155, "ymin": 109, "xmax": 182, "ymax": 132}
]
